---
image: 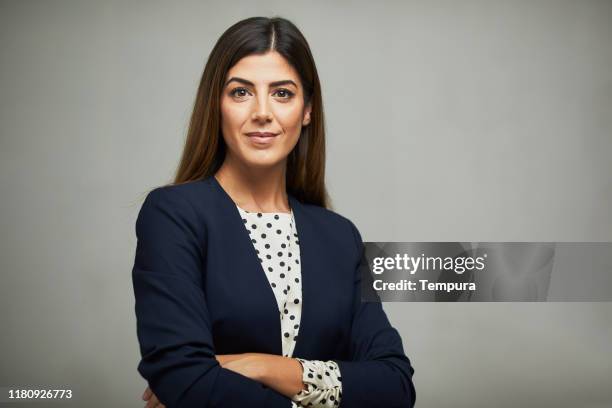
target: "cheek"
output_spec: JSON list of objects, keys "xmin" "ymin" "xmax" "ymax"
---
[
  {"xmin": 275, "ymin": 105, "xmax": 304, "ymax": 132},
  {"xmin": 221, "ymin": 101, "xmax": 250, "ymax": 132}
]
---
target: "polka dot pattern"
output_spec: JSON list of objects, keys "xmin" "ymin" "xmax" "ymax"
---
[
  {"xmin": 236, "ymin": 203, "xmax": 343, "ymax": 407},
  {"xmin": 236, "ymin": 204, "xmax": 302, "ymax": 358},
  {"xmin": 292, "ymin": 358, "xmax": 342, "ymax": 407}
]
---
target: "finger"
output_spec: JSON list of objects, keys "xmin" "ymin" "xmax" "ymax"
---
[
  {"xmin": 142, "ymin": 387, "xmax": 152, "ymax": 400},
  {"xmin": 145, "ymin": 394, "xmax": 157, "ymax": 408},
  {"xmin": 149, "ymin": 394, "xmax": 161, "ymax": 408}
]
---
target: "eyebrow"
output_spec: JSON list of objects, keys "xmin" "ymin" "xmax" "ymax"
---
[{"xmin": 224, "ymin": 76, "xmax": 298, "ymax": 88}]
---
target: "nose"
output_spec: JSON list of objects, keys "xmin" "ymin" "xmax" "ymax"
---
[{"xmin": 251, "ymin": 94, "xmax": 273, "ymax": 123}]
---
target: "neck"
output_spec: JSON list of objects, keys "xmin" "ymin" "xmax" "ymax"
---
[{"xmin": 214, "ymin": 154, "xmax": 290, "ymax": 213}]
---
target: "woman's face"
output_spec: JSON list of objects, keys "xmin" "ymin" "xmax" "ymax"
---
[{"xmin": 220, "ymin": 51, "xmax": 311, "ymax": 170}]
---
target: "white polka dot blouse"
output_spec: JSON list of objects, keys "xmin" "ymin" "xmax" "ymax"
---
[{"xmin": 237, "ymin": 203, "xmax": 343, "ymax": 407}]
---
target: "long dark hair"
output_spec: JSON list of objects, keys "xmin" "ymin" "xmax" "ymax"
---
[{"xmin": 170, "ymin": 16, "xmax": 330, "ymax": 208}]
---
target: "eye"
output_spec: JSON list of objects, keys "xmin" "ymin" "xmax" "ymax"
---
[
  {"xmin": 229, "ymin": 87, "xmax": 251, "ymax": 99},
  {"xmin": 273, "ymin": 88, "xmax": 295, "ymax": 99}
]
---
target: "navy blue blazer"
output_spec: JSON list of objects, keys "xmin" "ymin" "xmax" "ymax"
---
[{"xmin": 132, "ymin": 175, "xmax": 416, "ymax": 408}]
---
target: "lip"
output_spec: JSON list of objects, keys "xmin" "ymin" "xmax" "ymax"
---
[
  {"xmin": 245, "ymin": 132, "xmax": 279, "ymax": 138},
  {"xmin": 245, "ymin": 132, "xmax": 279, "ymax": 146}
]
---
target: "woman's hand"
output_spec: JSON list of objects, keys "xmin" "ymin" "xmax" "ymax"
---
[{"xmin": 141, "ymin": 386, "xmax": 165, "ymax": 408}]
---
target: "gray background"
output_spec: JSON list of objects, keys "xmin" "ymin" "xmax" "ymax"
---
[{"xmin": 1, "ymin": 0, "xmax": 611, "ymax": 407}]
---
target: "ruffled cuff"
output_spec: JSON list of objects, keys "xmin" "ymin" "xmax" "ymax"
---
[{"xmin": 290, "ymin": 358, "xmax": 342, "ymax": 407}]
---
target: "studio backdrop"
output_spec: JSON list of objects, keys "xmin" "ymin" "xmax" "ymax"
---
[{"xmin": 1, "ymin": 1, "xmax": 611, "ymax": 407}]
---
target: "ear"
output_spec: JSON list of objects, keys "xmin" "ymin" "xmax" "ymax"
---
[{"xmin": 302, "ymin": 102, "xmax": 312, "ymax": 126}]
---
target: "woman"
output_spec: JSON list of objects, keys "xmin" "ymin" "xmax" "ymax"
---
[{"xmin": 132, "ymin": 16, "xmax": 416, "ymax": 408}]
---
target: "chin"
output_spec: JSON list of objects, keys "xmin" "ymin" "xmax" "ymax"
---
[{"xmin": 242, "ymin": 153, "xmax": 286, "ymax": 169}]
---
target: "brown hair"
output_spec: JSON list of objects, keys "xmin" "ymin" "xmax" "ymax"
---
[{"xmin": 170, "ymin": 16, "xmax": 330, "ymax": 208}]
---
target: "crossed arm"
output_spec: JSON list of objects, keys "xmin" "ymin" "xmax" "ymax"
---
[
  {"xmin": 133, "ymin": 188, "xmax": 415, "ymax": 408},
  {"xmin": 142, "ymin": 353, "xmax": 305, "ymax": 408},
  {"xmin": 215, "ymin": 353, "xmax": 305, "ymax": 396}
]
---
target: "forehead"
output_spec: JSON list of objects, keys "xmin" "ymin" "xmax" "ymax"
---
[{"xmin": 226, "ymin": 51, "xmax": 300, "ymax": 85}]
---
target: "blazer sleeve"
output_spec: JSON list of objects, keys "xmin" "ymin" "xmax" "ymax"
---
[
  {"xmin": 132, "ymin": 187, "xmax": 293, "ymax": 408},
  {"xmin": 331, "ymin": 219, "xmax": 417, "ymax": 408}
]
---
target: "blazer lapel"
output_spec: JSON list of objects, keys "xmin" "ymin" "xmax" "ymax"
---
[
  {"xmin": 208, "ymin": 176, "xmax": 283, "ymax": 355},
  {"xmin": 207, "ymin": 175, "xmax": 314, "ymax": 358},
  {"xmin": 287, "ymin": 194, "xmax": 310, "ymax": 358}
]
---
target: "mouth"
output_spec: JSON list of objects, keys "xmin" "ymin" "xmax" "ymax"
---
[
  {"xmin": 245, "ymin": 132, "xmax": 279, "ymax": 145},
  {"xmin": 246, "ymin": 132, "xmax": 279, "ymax": 138}
]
